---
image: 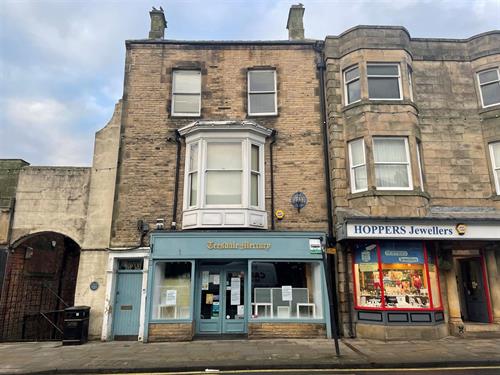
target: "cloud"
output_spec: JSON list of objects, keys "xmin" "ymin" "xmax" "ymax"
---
[
  {"xmin": 0, "ymin": 96, "xmax": 108, "ymax": 166},
  {"xmin": 0, "ymin": 0, "xmax": 499, "ymax": 167}
]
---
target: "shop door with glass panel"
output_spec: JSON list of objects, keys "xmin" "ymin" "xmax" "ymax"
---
[
  {"xmin": 460, "ymin": 258, "xmax": 489, "ymax": 323},
  {"xmin": 196, "ymin": 265, "xmax": 246, "ymax": 335}
]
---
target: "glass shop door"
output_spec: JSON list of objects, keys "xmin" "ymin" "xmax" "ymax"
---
[{"xmin": 196, "ymin": 264, "xmax": 247, "ymax": 335}]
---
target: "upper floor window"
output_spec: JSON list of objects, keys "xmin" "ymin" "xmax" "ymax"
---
[
  {"xmin": 407, "ymin": 65, "xmax": 414, "ymax": 102},
  {"xmin": 489, "ymin": 142, "xmax": 500, "ymax": 194},
  {"xmin": 416, "ymin": 140, "xmax": 425, "ymax": 192},
  {"xmin": 348, "ymin": 138, "xmax": 367, "ymax": 193},
  {"xmin": 248, "ymin": 70, "xmax": 277, "ymax": 116},
  {"xmin": 367, "ymin": 63, "xmax": 402, "ymax": 100},
  {"xmin": 478, "ymin": 68, "xmax": 500, "ymax": 108},
  {"xmin": 180, "ymin": 121, "xmax": 271, "ymax": 229},
  {"xmin": 373, "ymin": 137, "xmax": 412, "ymax": 190},
  {"xmin": 172, "ymin": 70, "xmax": 201, "ymax": 116},
  {"xmin": 344, "ymin": 65, "xmax": 361, "ymax": 105}
]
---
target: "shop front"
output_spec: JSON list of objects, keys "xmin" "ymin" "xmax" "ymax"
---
[
  {"xmin": 145, "ymin": 231, "xmax": 331, "ymax": 341},
  {"xmin": 339, "ymin": 218, "xmax": 500, "ymax": 340}
]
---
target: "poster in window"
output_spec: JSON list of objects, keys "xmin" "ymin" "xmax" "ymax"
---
[
  {"xmin": 165, "ymin": 290, "xmax": 177, "ymax": 306},
  {"xmin": 212, "ymin": 302, "xmax": 220, "ymax": 317},
  {"xmin": 282, "ymin": 285, "xmax": 292, "ymax": 301},
  {"xmin": 213, "ymin": 274, "xmax": 220, "ymax": 285},
  {"xmin": 202, "ymin": 271, "xmax": 209, "ymax": 290},
  {"xmin": 231, "ymin": 277, "xmax": 240, "ymax": 305}
]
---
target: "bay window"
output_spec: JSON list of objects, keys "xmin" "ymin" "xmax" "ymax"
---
[
  {"xmin": 180, "ymin": 120, "xmax": 272, "ymax": 229},
  {"xmin": 373, "ymin": 137, "xmax": 412, "ymax": 190},
  {"xmin": 367, "ymin": 63, "xmax": 402, "ymax": 100},
  {"xmin": 478, "ymin": 68, "xmax": 500, "ymax": 108},
  {"xmin": 353, "ymin": 241, "xmax": 442, "ymax": 310}
]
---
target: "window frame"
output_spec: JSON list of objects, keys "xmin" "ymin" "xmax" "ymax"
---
[
  {"xmin": 477, "ymin": 68, "xmax": 500, "ymax": 108},
  {"xmin": 416, "ymin": 140, "xmax": 425, "ymax": 192},
  {"xmin": 372, "ymin": 136, "xmax": 413, "ymax": 191},
  {"xmin": 171, "ymin": 70, "xmax": 202, "ymax": 117},
  {"xmin": 489, "ymin": 141, "xmax": 500, "ymax": 195},
  {"xmin": 183, "ymin": 137, "xmax": 266, "ymax": 211},
  {"xmin": 203, "ymin": 139, "xmax": 244, "ymax": 208},
  {"xmin": 367, "ymin": 63, "xmax": 403, "ymax": 101},
  {"xmin": 344, "ymin": 65, "xmax": 361, "ymax": 105},
  {"xmin": 348, "ymin": 138, "xmax": 368, "ymax": 193},
  {"xmin": 150, "ymin": 260, "xmax": 195, "ymax": 322},
  {"xmin": 247, "ymin": 69, "xmax": 278, "ymax": 116},
  {"xmin": 407, "ymin": 64, "xmax": 414, "ymax": 102},
  {"xmin": 352, "ymin": 241, "xmax": 443, "ymax": 312}
]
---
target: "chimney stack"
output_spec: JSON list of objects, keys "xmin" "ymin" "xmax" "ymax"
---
[
  {"xmin": 149, "ymin": 7, "xmax": 166, "ymax": 39},
  {"xmin": 287, "ymin": 4, "xmax": 305, "ymax": 40}
]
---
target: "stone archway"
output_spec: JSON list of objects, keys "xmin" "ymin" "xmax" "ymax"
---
[{"xmin": 0, "ymin": 232, "xmax": 80, "ymax": 341}]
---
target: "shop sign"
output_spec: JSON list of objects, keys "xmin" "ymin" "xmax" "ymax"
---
[
  {"xmin": 207, "ymin": 241, "xmax": 271, "ymax": 250},
  {"xmin": 346, "ymin": 222, "xmax": 500, "ymax": 240}
]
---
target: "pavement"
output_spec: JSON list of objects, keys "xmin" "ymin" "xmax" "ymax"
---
[{"xmin": 0, "ymin": 336, "xmax": 500, "ymax": 374}]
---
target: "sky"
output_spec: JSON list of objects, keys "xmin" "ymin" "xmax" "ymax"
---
[{"xmin": 0, "ymin": 0, "xmax": 499, "ymax": 166}]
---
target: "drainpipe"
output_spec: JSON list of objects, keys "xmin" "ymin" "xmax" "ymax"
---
[
  {"xmin": 269, "ymin": 130, "xmax": 277, "ymax": 230},
  {"xmin": 314, "ymin": 41, "xmax": 342, "ymax": 351},
  {"xmin": 172, "ymin": 130, "xmax": 182, "ymax": 230}
]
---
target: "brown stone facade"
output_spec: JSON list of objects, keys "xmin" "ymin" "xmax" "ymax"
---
[
  {"xmin": 111, "ymin": 42, "xmax": 328, "ymax": 246},
  {"xmin": 325, "ymin": 27, "xmax": 500, "ymax": 339}
]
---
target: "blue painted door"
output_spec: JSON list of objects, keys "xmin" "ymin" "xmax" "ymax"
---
[
  {"xmin": 113, "ymin": 271, "xmax": 142, "ymax": 338},
  {"xmin": 196, "ymin": 264, "xmax": 247, "ymax": 335}
]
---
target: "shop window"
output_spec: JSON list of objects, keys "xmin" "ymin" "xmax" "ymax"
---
[
  {"xmin": 152, "ymin": 262, "xmax": 192, "ymax": 320},
  {"xmin": 171, "ymin": 70, "xmax": 201, "ymax": 116},
  {"xmin": 353, "ymin": 241, "xmax": 442, "ymax": 310},
  {"xmin": 251, "ymin": 262, "xmax": 323, "ymax": 320},
  {"xmin": 477, "ymin": 68, "xmax": 500, "ymax": 108},
  {"xmin": 489, "ymin": 142, "xmax": 500, "ymax": 194},
  {"xmin": 344, "ymin": 65, "xmax": 361, "ymax": 105},
  {"xmin": 367, "ymin": 63, "xmax": 402, "ymax": 100},
  {"xmin": 348, "ymin": 138, "xmax": 367, "ymax": 193},
  {"xmin": 373, "ymin": 137, "xmax": 412, "ymax": 190},
  {"xmin": 248, "ymin": 70, "xmax": 277, "ymax": 116}
]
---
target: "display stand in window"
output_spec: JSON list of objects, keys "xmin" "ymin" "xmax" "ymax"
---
[{"xmin": 353, "ymin": 241, "xmax": 442, "ymax": 311}]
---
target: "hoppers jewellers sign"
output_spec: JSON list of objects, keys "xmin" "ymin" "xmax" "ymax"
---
[{"xmin": 346, "ymin": 221, "xmax": 500, "ymax": 240}]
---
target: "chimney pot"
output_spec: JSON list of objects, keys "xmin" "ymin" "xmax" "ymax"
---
[
  {"xmin": 149, "ymin": 7, "xmax": 166, "ymax": 39},
  {"xmin": 287, "ymin": 4, "xmax": 305, "ymax": 40}
]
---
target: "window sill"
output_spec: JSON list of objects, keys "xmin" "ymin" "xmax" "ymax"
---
[
  {"xmin": 478, "ymin": 105, "xmax": 500, "ymax": 118},
  {"xmin": 347, "ymin": 189, "xmax": 430, "ymax": 201},
  {"xmin": 170, "ymin": 114, "xmax": 202, "ymax": 119},
  {"xmin": 342, "ymin": 99, "xmax": 419, "ymax": 114}
]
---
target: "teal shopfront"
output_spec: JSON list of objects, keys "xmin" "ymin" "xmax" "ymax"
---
[{"xmin": 145, "ymin": 231, "xmax": 331, "ymax": 341}]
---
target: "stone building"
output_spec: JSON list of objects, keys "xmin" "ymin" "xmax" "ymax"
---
[
  {"xmin": 326, "ymin": 27, "xmax": 500, "ymax": 339},
  {"xmin": 1, "ymin": 5, "xmax": 499, "ymax": 342}
]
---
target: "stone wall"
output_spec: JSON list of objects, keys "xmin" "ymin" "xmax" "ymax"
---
[
  {"xmin": 110, "ymin": 42, "xmax": 328, "ymax": 247},
  {"xmin": 324, "ymin": 28, "xmax": 500, "ymax": 336},
  {"xmin": 10, "ymin": 167, "xmax": 90, "ymax": 247}
]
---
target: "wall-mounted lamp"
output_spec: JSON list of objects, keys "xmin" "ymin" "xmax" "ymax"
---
[{"xmin": 291, "ymin": 192, "xmax": 308, "ymax": 213}]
